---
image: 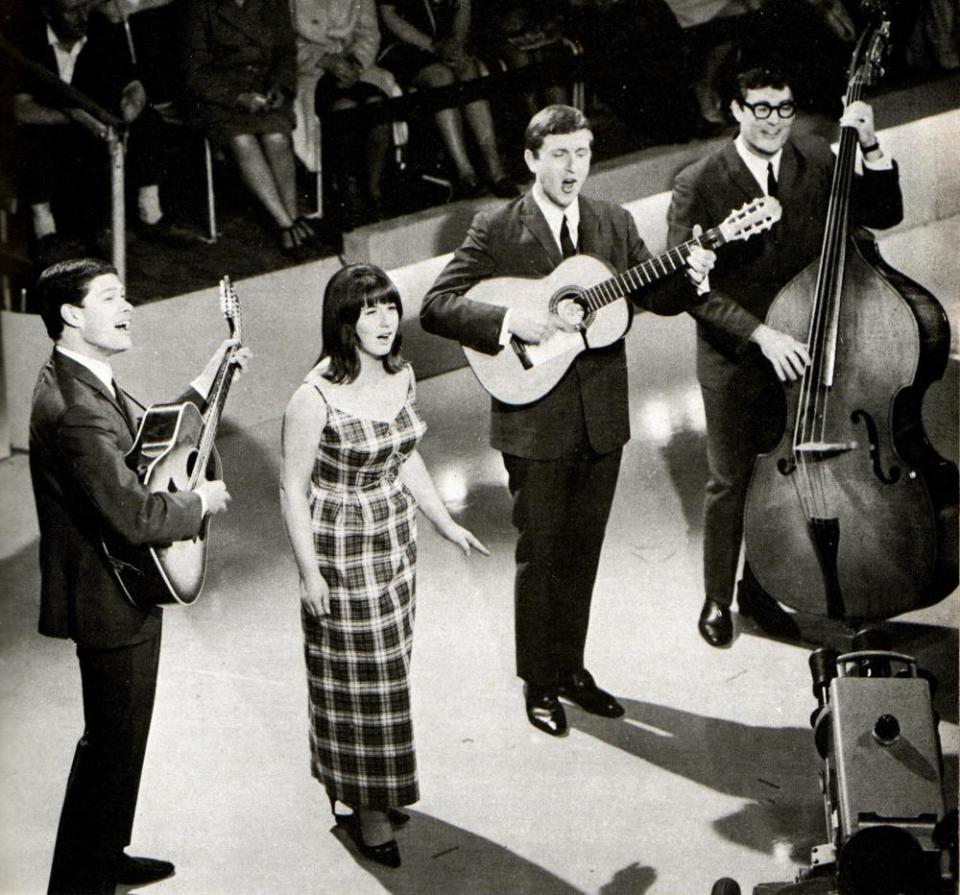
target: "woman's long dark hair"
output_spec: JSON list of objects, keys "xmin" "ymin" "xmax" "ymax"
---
[{"xmin": 318, "ymin": 263, "xmax": 405, "ymax": 383}]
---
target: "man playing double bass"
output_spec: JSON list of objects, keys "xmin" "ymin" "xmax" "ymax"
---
[
  {"xmin": 667, "ymin": 66, "xmax": 903, "ymax": 648},
  {"xmin": 29, "ymin": 258, "xmax": 248, "ymax": 893}
]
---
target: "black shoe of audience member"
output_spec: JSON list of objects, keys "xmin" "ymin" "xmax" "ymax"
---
[
  {"xmin": 134, "ymin": 216, "xmax": 202, "ymax": 247},
  {"xmin": 457, "ymin": 173, "xmax": 484, "ymax": 200},
  {"xmin": 736, "ymin": 580, "xmax": 800, "ymax": 641},
  {"xmin": 524, "ymin": 684, "xmax": 568, "ymax": 737},
  {"xmin": 698, "ymin": 599, "xmax": 733, "ymax": 647},
  {"xmin": 34, "ymin": 233, "xmax": 70, "ymax": 267},
  {"xmin": 110, "ymin": 853, "xmax": 175, "ymax": 885},
  {"xmin": 557, "ymin": 669, "xmax": 624, "ymax": 717}
]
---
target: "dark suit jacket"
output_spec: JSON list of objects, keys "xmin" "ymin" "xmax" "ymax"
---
[
  {"xmin": 10, "ymin": 7, "xmax": 136, "ymax": 114},
  {"xmin": 29, "ymin": 351, "xmax": 204, "ymax": 649},
  {"xmin": 422, "ymin": 192, "xmax": 697, "ymax": 460},
  {"xmin": 667, "ymin": 136, "xmax": 903, "ymax": 395},
  {"xmin": 182, "ymin": 0, "xmax": 297, "ymax": 113}
]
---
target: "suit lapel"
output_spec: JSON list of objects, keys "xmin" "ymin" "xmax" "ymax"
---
[
  {"xmin": 722, "ymin": 141, "xmax": 765, "ymax": 203},
  {"xmin": 54, "ymin": 352, "xmax": 134, "ymax": 436},
  {"xmin": 520, "ymin": 193, "xmax": 562, "ymax": 269},
  {"xmin": 577, "ymin": 198, "xmax": 602, "ymax": 256},
  {"xmin": 777, "ymin": 140, "xmax": 801, "ymax": 202}
]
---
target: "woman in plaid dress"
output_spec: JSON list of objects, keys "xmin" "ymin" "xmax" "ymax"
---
[{"xmin": 280, "ymin": 264, "xmax": 487, "ymax": 867}]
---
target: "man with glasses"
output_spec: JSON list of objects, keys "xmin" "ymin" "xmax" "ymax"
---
[{"xmin": 667, "ymin": 66, "xmax": 903, "ymax": 648}]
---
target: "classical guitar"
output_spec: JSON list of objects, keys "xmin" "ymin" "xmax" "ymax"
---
[
  {"xmin": 103, "ymin": 276, "xmax": 243, "ymax": 607},
  {"xmin": 462, "ymin": 197, "xmax": 781, "ymax": 405}
]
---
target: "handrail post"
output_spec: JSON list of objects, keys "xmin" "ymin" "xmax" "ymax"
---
[{"xmin": 108, "ymin": 126, "xmax": 126, "ymax": 281}]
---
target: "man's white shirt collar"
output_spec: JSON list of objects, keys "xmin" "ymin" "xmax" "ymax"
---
[
  {"xmin": 734, "ymin": 135, "xmax": 782, "ymax": 196},
  {"xmin": 532, "ymin": 182, "xmax": 580, "ymax": 252},
  {"xmin": 46, "ymin": 23, "xmax": 87, "ymax": 84},
  {"xmin": 56, "ymin": 345, "xmax": 115, "ymax": 395}
]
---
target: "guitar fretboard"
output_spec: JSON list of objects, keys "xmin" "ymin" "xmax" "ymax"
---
[{"xmin": 582, "ymin": 227, "xmax": 725, "ymax": 313}]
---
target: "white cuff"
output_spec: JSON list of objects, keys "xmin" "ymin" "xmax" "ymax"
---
[{"xmin": 498, "ymin": 309, "xmax": 512, "ymax": 346}]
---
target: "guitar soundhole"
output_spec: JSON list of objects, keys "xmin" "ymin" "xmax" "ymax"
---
[
  {"xmin": 185, "ymin": 449, "xmax": 199, "ymax": 478},
  {"xmin": 551, "ymin": 288, "xmax": 591, "ymax": 331}
]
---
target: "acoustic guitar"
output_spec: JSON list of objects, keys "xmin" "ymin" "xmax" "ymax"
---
[
  {"xmin": 462, "ymin": 197, "xmax": 781, "ymax": 405},
  {"xmin": 102, "ymin": 276, "xmax": 243, "ymax": 607}
]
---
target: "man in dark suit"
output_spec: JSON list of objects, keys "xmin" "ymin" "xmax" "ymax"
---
[
  {"xmin": 422, "ymin": 105, "xmax": 715, "ymax": 736},
  {"xmin": 667, "ymin": 67, "xmax": 903, "ymax": 648},
  {"xmin": 10, "ymin": 0, "xmax": 184, "ymax": 262},
  {"xmin": 30, "ymin": 257, "xmax": 243, "ymax": 893}
]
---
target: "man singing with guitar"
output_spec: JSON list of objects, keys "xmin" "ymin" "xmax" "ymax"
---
[
  {"xmin": 421, "ymin": 105, "xmax": 716, "ymax": 737},
  {"xmin": 29, "ymin": 258, "xmax": 248, "ymax": 894}
]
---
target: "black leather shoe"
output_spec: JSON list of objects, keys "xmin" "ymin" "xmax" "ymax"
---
[
  {"xmin": 698, "ymin": 599, "xmax": 733, "ymax": 647},
  {"xmin": 524, "ymin": 685, "xmax": 568, "ymax": 737},
  {"xmin": 340, "ymin": 813, "xmax": 401, "ymax": 868},
  {"xmin": 557, "ymin": 669, "xmax": 624, "ymax": 718},
  {"xmin": 737, "ymin": 582, "xmax": 800, "ymax": 640},
  {"xmin": 111, "ymin": 854, "xmax": 175, "ymax": 885}
]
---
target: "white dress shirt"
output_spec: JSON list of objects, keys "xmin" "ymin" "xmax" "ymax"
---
[{"xmin": 47, "ymin": 24, "xmax": 87, "ymax": 85}]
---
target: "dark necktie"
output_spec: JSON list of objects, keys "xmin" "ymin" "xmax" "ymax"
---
[
  {"xmin": 113, "ymin": 379, "xmax": 134, "ymax": 433},
  {"xmin": 766, "ymin": 162, "xmax": 779, "ymax": 198},
  {"xmin": 559, "ymin": 213, "xmax": 576, "ymax": 259}
]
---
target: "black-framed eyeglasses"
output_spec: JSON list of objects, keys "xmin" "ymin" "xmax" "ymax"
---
[{"xmin": 742, "ymin": 100, "xmax": 796, "ymax": 120}]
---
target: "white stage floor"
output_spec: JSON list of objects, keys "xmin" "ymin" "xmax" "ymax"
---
[{"xmin": 1, "ymin": 309, "xmax": 956, "ymax": 894}]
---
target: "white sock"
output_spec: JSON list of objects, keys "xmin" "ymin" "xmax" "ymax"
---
[
  {"xmin": 31, "ymin": 203, "xmax": 57, "ymax": 239},
  {"xmin": 137, "ymin": 185, "xmax": 162, "ymax": 225}
]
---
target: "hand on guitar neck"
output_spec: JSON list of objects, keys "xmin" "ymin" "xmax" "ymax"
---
[{"xmin": 192, "ymin": 338, "xmax": 252, "ymax": 399}]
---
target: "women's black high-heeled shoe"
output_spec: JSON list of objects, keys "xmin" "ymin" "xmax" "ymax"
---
[
  {"xmin": 341, "ymin": 813, "xmax": 401, "ymax": 868},
  {"xmin": 328, "ymin": 794, "xmax": 410, "ymax": 827}
]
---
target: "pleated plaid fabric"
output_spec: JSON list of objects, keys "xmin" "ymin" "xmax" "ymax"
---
[{"xmin": 302, "ymin": 366, "xmax": 427, "ymax": 809}]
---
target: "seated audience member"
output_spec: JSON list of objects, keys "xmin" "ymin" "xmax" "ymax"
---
[
  {"xmin": 474, "ymin": 0, "xmax": 571, "ymax": 120},
  {"xmin": 664, "ymin": 0, "xmax": 856, "ymax": 127},
  {"xmin": 378, "ymin": 0, "xmax": 519, "ymax": 199},
  {"xmin": 10, "ymin": 0, "xmax": 188, "ymax": 264},
  {"xmin": 182, "ymin": 0, "xmax": 318, "ymax": 259},
  {"xmin": 293, "ymin": 0, "xmax": 393, "ymax": 229},
  {"xmin": 570, "ymin": 0, "xmax": 697, "ymax": 145},
  {"xmin": 905, "ymin": 0, "xmax": 959, "ymax": 72}
]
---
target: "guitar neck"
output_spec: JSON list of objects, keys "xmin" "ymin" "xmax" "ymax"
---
[
  {"xmin": 188, "ymin": 348, "xmax": 237, "ymax": 489},
  {"xmin": 580, "ymin": 226, "xmax": 726, "ymax": 313}
]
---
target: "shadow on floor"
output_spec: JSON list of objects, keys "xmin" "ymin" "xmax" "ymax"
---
[{"xmin": 328, "ymin": 809, "xmax": 584, "ymax": 895}]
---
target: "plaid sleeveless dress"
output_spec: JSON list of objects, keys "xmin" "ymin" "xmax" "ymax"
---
[{"xmin": 302, "ymin": 365, "xmax": 426, "ymax": 809}]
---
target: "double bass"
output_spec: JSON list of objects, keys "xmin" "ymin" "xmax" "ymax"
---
[{"xmin": 742, "ymin": 9, "xmax": 958, "ymax": 622}]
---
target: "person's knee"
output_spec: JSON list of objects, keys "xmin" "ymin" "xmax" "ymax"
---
[
  {"xmin": 261, "ymin": 131, "xmax": 292, "ymax": 150},
  {"xmin": 416, "ymin": 63, "xmax": 456, "ymax": 88}
]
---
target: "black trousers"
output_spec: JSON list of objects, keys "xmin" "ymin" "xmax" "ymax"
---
[
  {"xmin": 16, "ymin": 107, "xmax": 169, "ymax": 220},
  {"xmin": 503, "ymin": 446, "xmax": 622, "ymax": 690},
  {"xmin": 48, "ymin": 630, "xmax": 161, "ymax": 894},
  {"xmin": 700, "ymin": 379, "xmax": 785, "ymax": 607}
]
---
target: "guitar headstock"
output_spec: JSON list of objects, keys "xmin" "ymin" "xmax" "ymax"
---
[
  {"xmin": 219, "ymin": 275, "xmax": 243, "ymax": 343},
  {"xmin": 717, "ymin": 196, "xmax": 782, "ymax": 244}
]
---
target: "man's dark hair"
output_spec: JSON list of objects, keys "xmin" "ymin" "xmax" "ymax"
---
[
  {"xmin": 524, "ymin": 105, "xmax": 592, "ymax": 155},
  {"xmin": 318, "ymin": 263, "xmax": 405, "ymax": 383},
  {"xmin": 734, "ymin": 67, "xmax": 792, "ymax": 104},
  {"xmin": 36, "ymin": 257, "xmax": 117, "ymax": 340}
]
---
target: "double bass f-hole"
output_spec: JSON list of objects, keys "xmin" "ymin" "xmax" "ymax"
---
[{"xmin": 851, "ymin": 408, "xmax": 901, "ymax": 484}]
